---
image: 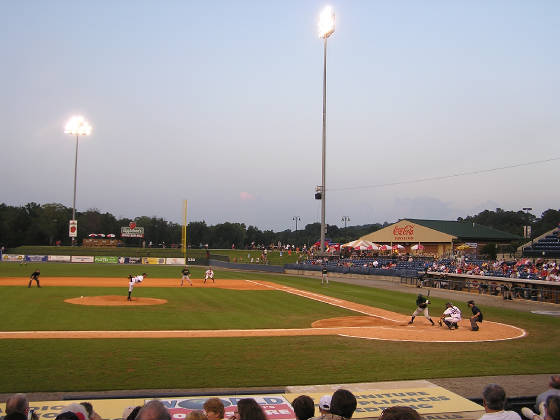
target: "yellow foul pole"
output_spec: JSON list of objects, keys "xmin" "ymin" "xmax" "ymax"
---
[{"xmin": 182, "ymin": 200, "xmax": 187, "ymax": 261}]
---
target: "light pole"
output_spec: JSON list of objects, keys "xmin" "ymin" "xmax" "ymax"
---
[
  {"xmin": 64, "ymin": 116, "xmax": 92, "ymax": 246},
  {"xmin": 342, "ymin": 216, "xmax": 350, "ymax": 229},
  {"xmin": 522, "ymin": 207, "xmax": 533, "ymax": 247},
  {"xmin": 292, "ymin": 216, "xmax": 301, "ymax": 232},
  {"xmin": 318, "ymin": 5, "xmax": 335, "ymax": 254}
]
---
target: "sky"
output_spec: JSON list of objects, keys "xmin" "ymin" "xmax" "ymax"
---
[{"xmin": 1, "ymin": 1, "xmax": 559, "ymax": 232}]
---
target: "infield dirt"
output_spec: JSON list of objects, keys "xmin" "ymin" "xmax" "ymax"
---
[{"xmin": 0, "ymin": 277, "xmax": 525, "ymax": 343}]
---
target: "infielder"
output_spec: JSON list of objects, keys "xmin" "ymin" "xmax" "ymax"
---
[
  {"xmin": 127, "ymin": 273, "xmax": 147, "ymax": 301},
  {"xmin": 408, "ymin": 293, "xmax": 435, "ymax": 325},
  {"xmin": 180, "ymin": 265, "xmax": 192, "ymax": 286},
  {"xmin": 321, "ymin": 265, "xmax": 329, "ymax": 285},
  {"xmin": 204, "ymin": 267, "xmax": 215, "ymax": 284},
  {"xmin": 28, "ymin": 269, "xmax": 41, "ymax": 288},
  {"xmin": 439, "ymin": 302, "xmax": 462, "ymax": 329}
]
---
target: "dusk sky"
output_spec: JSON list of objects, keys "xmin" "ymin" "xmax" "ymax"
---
[{"xmin": 1, "ymin": 1, "xmax": 558, "ymax": 232}]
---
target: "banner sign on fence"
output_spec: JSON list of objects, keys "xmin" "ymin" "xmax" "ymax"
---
[
  {"xmin": 2, "ymin": 254, "xmax": 25, "ymax": 262},
  {"xmin": 165, "ymin": 257, "xmax": 186, "ymax": 265},
  {"xmin": 71, "ymin": 256, "xmax": 95, "ymax": 263},
  {"xmin": 26, "ymin": 255, "xmax": 48, "ymax": 262},
  {"xmin": 47, "ymin": 255, "xmax": 71, "ymax": 262},
  {"xmin": 94, "ymin": 256, "xmax": 119, "ymax": 264},
  {"xmin": 118, "ymin": 257, "xmax": 142, "ymax": 264},
  {"xmin": 142, "ymin": 257, "xmax": 165, "ymax": 265}
]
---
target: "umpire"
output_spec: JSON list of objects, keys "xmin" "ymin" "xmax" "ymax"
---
[{"xmin": 467, "ymin": 300, "xmax": 483, "ymax": 331}]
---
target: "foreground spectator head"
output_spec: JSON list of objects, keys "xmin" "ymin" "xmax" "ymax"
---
[
  {"xmin": 482, "ymin": 384, "xmax": 507, "ymax": 411},
  {"xmin": 136, "ymin": 400, "xmax": 171, "ymax": 420},
  {"xmin": 80, "ymin": 402, "xmax": 102, "ymax": 420},
  {"xmin": 5, "ymin": 393, "xmax": 30, "ymax": 420},
  {"xmin": 186, "ymin": 410, "xmax": 208, "ymax": 420},
  {"xmin": 122, "ymin": 405, "xmax": 141, "ymax": 420},
  {"xmin": 546, "ymin": 396, "xmax": 560, "ymax": 420},
  {"xmin": 319, "ymin": 395, "xmax": 332, "ymax": 414},
  {"xmin": 330, "ymin": 389, "xmax": 357, "ymax": 419},
  {"xmin": 235, "ymin": 398, "xmax": 267, "ymax": 420},
  {"xmin": 57, "ymin": 404, "xmax": 88, "ymax": 420},
  {"xmin": 379, "ymin": 406, "xmax": 422, "ymax": 420},
  {"xmin": 550, "ymin": 376, "xmax": 560, "ymax": 390},
  {"xmin": 56, "ymin": 413, "xmax": 80, "ymax": 420},
  {"xmin": 204, "ymin": 398, "xmax": 225, "ymax": 420},
  {"xmin": 291, "ymin": 395, "xmax": 314, "ymax": 420}
]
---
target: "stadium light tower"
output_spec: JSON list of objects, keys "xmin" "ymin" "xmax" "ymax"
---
[
  {"xmin": 318, "ymin": 5, "xmax": 335, "ymax": 254},
  {"xmin": 64, "ymin": 116, "xmax": 92, "ymax": 245}
]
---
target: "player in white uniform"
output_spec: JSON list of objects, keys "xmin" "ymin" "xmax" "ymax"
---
[
  {"xmin": 127, "ymin": 273, "xmax": 147, "ymax": 301},
  {"xmin": 439, "ymin": 302, "xmax": 462, "ymax": 329},
  {"xmin": 204, "ymin": 267, "xmax": 215, "ymax": 284}
]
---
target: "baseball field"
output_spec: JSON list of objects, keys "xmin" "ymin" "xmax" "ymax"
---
[{"xmin": 0, "ymin": 262, "xmax": 558, "ymax": 393}]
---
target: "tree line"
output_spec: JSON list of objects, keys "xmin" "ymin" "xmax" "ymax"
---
[{"xmin": 1, "ymin": 202, "xmax": 558, "ymax": 250}]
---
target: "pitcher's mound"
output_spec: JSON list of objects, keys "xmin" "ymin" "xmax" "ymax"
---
[{"xmin": 65, "ymin": 295, "xmax": 167, "ymax": 306}]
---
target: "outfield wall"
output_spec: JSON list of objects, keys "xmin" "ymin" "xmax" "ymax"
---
[{"xmin": 0, "ymin": 254, "xmax": 203, "ymax": 266}]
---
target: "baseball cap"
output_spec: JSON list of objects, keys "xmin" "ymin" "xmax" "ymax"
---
[{"xmin": 319, "ymin": 395, "xmax": 332, "ymax": 411}]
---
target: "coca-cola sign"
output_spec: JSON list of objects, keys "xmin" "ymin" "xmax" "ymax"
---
[{"xmin": 393, "ymin": 224, "xmax": 415, "ymax": 241}]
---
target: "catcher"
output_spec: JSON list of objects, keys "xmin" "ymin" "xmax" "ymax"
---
[
  {"xmin": 439, "ymin": 302, "xmax": 462, "ymax": 329},
  {"xmin": 408, "ymin": 293, "xmax": 435, "ymax": 325}
]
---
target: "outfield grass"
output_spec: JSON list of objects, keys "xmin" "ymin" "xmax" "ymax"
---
[{"xmin": 0, "ymin": 263, "xmax": 558, "ymax": 393}]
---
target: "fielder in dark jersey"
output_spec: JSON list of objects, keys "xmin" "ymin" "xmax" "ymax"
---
[{"xmin": 28, "ymin": 270, "xmax": 41, "ymax": 288}]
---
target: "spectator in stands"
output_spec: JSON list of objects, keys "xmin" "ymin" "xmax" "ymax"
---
[
  {"xmin": 291, "ymin": 395, "xmax": 315, "ymax": 420},
  {"xmin": 136, "ymin": 400, "xmax": 171, "ymax": 420},
  {"xmin": 546, "ymin": 396, "xmax": 560, "ymax": 420},
  {"xmin": 122, "ymin": 406, "xmax": 141, "ymax": 420},
  {"xmin": 379, "ymin": 406, "xmax": 422, "ymax": 420},
  {"xmin": 329, "ymin": 389, "xmax": 357, "ymax": 420},
  {"xmin": 232, "ymin": 398, "xmax": 267, "ymax": 420},
  {"xmin": 315, "ymin": 395, "xmax": 332, "ymax": 419},
  {"xmin": 187, "ymin": 410, "xmax": 208, "ymax": 420},
  {"xmin": 4, "ymin": 393, "xmax": 36, "ymax": 420},
  {"xmin": 538, "ymin": 377, "xmax": 560, "ymax": 412},
  {"xmin": 57, "ymin": 403, "xmax": 89, "ymax": 420},
  {"xmin": 204, "ymin": 398, "xmax": 225, "ymax": 420},
  {"xmin": 478, "ymin": 384, "xmax": 521, "ymax": 420},
  {"xmin": 80, "ymin": 402, "xmax": 102, "ymax": 420}
]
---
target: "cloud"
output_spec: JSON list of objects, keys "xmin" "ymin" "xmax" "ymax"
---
[{"xmin": 239, "ymin": 192, "xmax": 255, "ymax": 201}]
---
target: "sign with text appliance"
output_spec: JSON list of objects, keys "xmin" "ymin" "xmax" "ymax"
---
[{"xmin": 121, "ymin": 226, "xmax": 144, "ymax": 238}]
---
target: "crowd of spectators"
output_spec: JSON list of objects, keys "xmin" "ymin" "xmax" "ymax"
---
[
  {"xmin": 3, "ymin": 379, "xmax": 560, "ymax": 420},
  {"xmin": 300, "ymin": 254, "xmax": 560, "ymax": 283}
]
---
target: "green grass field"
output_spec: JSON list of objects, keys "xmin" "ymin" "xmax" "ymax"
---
[{"xmin": 0, "ymin": 262, "xmax": 558, "ymax": 393}]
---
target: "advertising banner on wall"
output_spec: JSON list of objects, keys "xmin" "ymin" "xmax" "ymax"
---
[
  {"xmin": 26, "ymin": 255, "xmax": 48, "ymax": 262},
  {"xmin": 71, "ymin": 256, "xmax": 95, "ymax": 263},
  {"xmin": 165, "ymin": 257, "xmax": 186, "ymax": 265},
  {"xmin": 142, "ymin": 257, "xmax": 165, "ymax": 265},
  {"xmin": 118, "ymin": 257, "xmax": 142, "ymax": 264},
  {"xmin": 94, "ymin": 256, "xmax": 119, "ymax": 264},
  {"xmin": 48, "ymin": 255, "xmax": 71, "ymax": 262},
  {"xmin": 2, "ymin": 254, "xmax": 25, "ymax": 262}
]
